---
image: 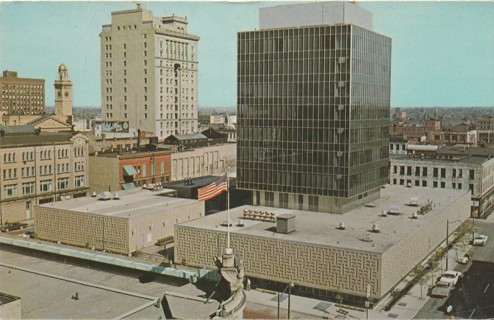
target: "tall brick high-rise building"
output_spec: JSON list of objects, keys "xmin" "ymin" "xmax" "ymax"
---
[
  {"xmin": 0, "ymin": 70, "xmax": 45, "ymax": 116},
  {"xmin": 100, "ymin": 3, "xmax": 199, "ymax": 138}
]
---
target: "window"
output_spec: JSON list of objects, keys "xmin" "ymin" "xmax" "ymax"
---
[
  {"xmin": 441, "ymin": 168, "xmax": 446, "ymax": 178},
  {"xmin": 40, "ymin": 180, "xmax": 52, "ymax": 193},
  {"xmin": 75, "ymin": 147, "xmax": 85, "ymax": 157},
  {"xmin": 422, "ymin": 181, "xmax": 427, "ymax": 187},
  {"xmin": 423, "ymin": 167, "xmax": 428, "ymax": 176},
  {"xmin": 75, "ymin": 176, "xmax": 85, "ymax": 187},
  {"xmin": 469, "ymin": 170, "xmax": 475, "ymax": 180},
  {"xmin": 2, "ymin": 168, "xmax": 17, "ymax": 179},
  {"xmin": 433, "ymin": 168, "xmax": 438, "ymax": 178},
  {"xmin": 22, "ymin": 182, "xmax": 35, "ymax": 195},
  {"xmin": 433, "ymin": 181, "xmax": 438, "ymax": 188},
  {"xmin": 4, "ymin": 184, "xmax": 17, "ymax": 198},
  {"xmin": 440, "ymin": 182, "xmax": 445, "ymax": 188},
  {"xmin": 57, "ymin": 177, "xmax": 69, "ymax": 190},
  {"xmin": 469, "ymin": 184, "xmax": 474, "ymax": 192}
]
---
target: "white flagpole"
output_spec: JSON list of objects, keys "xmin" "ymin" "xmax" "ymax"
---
[{"xmin": 227, "ymin": 167, "xmax": 231, "ymax": 250}]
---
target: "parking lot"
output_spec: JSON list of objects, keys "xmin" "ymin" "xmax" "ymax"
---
[{"xmin": 415, "ymin": 220, "xmax": 494, "ymax": 319}]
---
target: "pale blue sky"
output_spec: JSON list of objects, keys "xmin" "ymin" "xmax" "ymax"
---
[{"xmin": 0, "ymin": 1, "xmax": 493, "ymax": 108}]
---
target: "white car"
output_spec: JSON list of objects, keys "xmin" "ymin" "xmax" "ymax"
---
[
  {"xmin": 431, "ymin": 281, "xmax": 453, "ymax": 297},
  {"xmin": 473, "ymin": 234, "xmax": 488, "ymax": 246},
  {"xmin": 456, "ymin": 255, "xmax": 470, "ymax": 264},
  {"xmin": 438, "ymin": 270, "xmax": 462, "ymax": 286}
]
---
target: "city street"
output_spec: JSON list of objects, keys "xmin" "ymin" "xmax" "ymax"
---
[{"xmin": 415, "ymin": 220, "xmax": 494, "ymax": 319}]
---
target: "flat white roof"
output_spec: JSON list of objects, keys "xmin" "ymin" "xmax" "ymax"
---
[
  {"xmin": 37, "ymin": 188, "xmax": 201, "ymax": 219},
  {"xmin": 178, "ymin": 185, "xmax": 469, "ymax": 253}
]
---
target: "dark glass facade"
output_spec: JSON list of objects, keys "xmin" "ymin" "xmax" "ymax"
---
[{"xmin": 237, "ymin": 25, "xmax": 391, "ymax": 213}]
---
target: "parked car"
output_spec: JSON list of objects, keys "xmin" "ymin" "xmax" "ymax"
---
[
  {"xmin": 456, "ymin": 254, "xmax": 470, "ymax": 264},
  {"xmin": 20, "ymin": 230, "xmax": 34, "ymax": 238},
  {"xmin": 473, "ymin": 234, "xmax": 488, "ymax": 246},
  {"xmin": 0, "ymin": 222, "xmax": 28, "ymax": 232},
  {"xmin": 438, "ymin": 270, "xmax": 462, "ymax": 286},
  {"xmin": 432, "ymin": 281, "xmax": 453, "ymax": 297}
]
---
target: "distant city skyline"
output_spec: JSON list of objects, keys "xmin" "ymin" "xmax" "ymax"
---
[{"xmin": 1, "ymin": 1, "xmax": 493, "ymax": 108}]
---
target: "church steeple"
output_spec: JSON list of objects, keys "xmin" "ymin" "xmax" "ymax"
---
[{"xmin": 54, "ymin": 63, "xmax": 73, "ymax": 124}]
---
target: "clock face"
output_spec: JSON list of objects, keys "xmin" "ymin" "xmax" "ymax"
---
[{"xmin": 64, "ymin": 92, "xmax": 69, "ymax": 97}]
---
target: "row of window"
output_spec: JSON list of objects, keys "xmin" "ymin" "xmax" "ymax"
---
[
  {"xmin": 3, "ymin": 163, "xmax": 85, "ymax": 179},
  {"xmin": 1, "ymin": 84, "xmax": 43, "ymax": 89},
  {"xmin": 392, "ymin": 165, "xmax": 475, "ymax": 179},
  {"xmin": 3, "ymin": 176, "xmax": 85, "ymax": 198},
  {"xmin": 391, "ymin": 178, "xmax": 474, "ymax": 193},
  {"xmin": 2, "ymin": 148, "xmax": 84, "ymax": 164}
]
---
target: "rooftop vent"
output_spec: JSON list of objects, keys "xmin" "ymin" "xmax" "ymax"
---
[
  {"xmin": 409, "ymin": 197, "xmax": 419, "ymax": 207},
  {"xmin": 112, "ymin": 192, "xmax": 120, "ymax": 200},
  {"xmin": 220, "ymin": 218, "xmax": 232, "ymax": 227},
  {"xmin": 406, "ymin": 182, "xmax": 412, "ymax": 188},
  {"xmin": 91, "ymin": 192, "xmax": 97, "ymax": 197},
  {"xmin": 365, "ymin": 202, "xmax": 376, "ymax": 208},
  {"xmin": 97, "ymin": 191, "xmax": 112, "ymax": 200},
  {"xmin": 371, "ymin": 223, "xmax": 380, "ymax": 233},
  {"xmin": 412, "ymin": 211, "xmax": 418, "ymax": 219},
  {"xmin": 277, "ymin": 214, "xmax": 295, "ymax": 234},
  {"xmin": 380, "ymin": 210, "xmax": 388, "ymax": 217},
  {"xmin": 237, "ymin": 219, "xmax": 244, "ymax": 227},
  {"xmin": 388, "ymin": 205, "xmax": 401, "ymax": 215},
  {"xmin": 337, "ymin": 222, "xmax": 346, "ymax": 230}
]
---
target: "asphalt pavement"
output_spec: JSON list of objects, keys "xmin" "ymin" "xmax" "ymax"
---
[{"xmin": 414, "ymin": 220, "xmax": 494, "ymax": 319}]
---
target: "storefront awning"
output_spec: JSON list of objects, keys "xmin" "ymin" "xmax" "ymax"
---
[
  {"xmin": 123, "ymin": 165, "xmax": 137, "ymax": 176},
  {"xmin": 122, "ymin": 182, "xmax": 136, "ymax": 190}
]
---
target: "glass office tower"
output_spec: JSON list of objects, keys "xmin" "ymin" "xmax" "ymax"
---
[{"xmin": 237, "ymin": 24, "xmax": 391, "ymax": 213}]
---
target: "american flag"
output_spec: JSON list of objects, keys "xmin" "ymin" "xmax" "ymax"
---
[{"xmin": 197, "ymin": 174, "xmax": 228, "ymax": 201}]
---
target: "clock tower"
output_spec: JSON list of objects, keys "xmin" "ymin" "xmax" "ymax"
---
[{"xmin": 54, "ymin": 63, "xmax": 73, "ymax": 124}]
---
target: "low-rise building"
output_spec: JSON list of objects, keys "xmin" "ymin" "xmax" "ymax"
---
[
  {"xmin": 164, "ymin": 133, "xmax": 208, "ymax": 151},
  {"xmin": 171, "ymin": 143, "xmax": 236, "ymax": 181},
  {"xmin": 89, "ymin": 148, "xmax": 172, "ymax": 193},
  {"xmin": 175, "ymin": 185, "xmax": 470, "ymax": 305},
  {"xmin": 34, "ymin": 188, "xmax": 204, "ymax": 254},
  {"xmin": 0, "ymin": 125, "xmax": 89, "ymax": 224},
  {"xmin": 0, "ymin": 292, "xmax": 21, "ymax": 319},
  {"xmin": 390, "ymin": 146, "xmax": 494, "ymax": 218},
  {"xmin": 428, "ymin": 125, "xmax": 477, "ymax": 146},
  {"xmin": 201, "ymin": 127, "xmax": 228, "ymax": 145}
]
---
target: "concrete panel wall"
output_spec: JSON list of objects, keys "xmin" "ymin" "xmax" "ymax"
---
[
  {"xmin": 35, "ymin": 206, "xmax": 130, "ymax": 254},
  {"xmin": 175, "ymin": 226, "xmax": 381, "ymax": 299}
]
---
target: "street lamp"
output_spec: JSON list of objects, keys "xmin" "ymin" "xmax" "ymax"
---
[
  {"xmin": 446, "ymin": 219, "xmax": 462, "ymax": 270},
  {"xmin": 277, "ymin": 281, "xmax": 295, "ymax": 319}
]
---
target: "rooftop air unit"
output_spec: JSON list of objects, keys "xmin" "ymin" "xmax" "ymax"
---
[{"xmin": 277, "ymin": 214, "xmax": 296, "ymax": 234}]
